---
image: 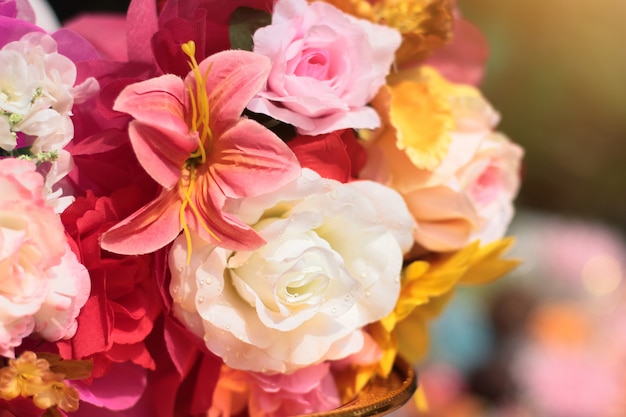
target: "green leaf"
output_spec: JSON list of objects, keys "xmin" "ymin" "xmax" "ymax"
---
[{"xmin": 229, "ymin": 7, "xmax": 272, "ymax": 51}]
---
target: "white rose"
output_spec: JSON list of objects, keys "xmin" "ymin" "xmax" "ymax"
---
[{"xmin": 170, "ymin": 169, "xmax": 414, "ymax": 373}]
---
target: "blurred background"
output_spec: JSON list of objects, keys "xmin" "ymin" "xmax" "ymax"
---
[
  {"xmin": 404, "ymin": 1, "xmax": 626, "ymax": 416},
  {"xmin": 35, "ymin": 0, "xmax": 626, "ymax": 415},
  {"xmin": 463, "ymin": 0, "xmax": 626, "ymax": 229}
]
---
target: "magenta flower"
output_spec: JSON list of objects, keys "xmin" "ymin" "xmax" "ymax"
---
[{"xmin": 101, "ymin": 44, "xmax": 300, "ymax": 255}]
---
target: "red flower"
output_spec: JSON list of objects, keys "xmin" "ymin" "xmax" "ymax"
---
[
  {"xmin": 57, "ymin": 186, "xmax": 165, "ymax": 379},
  {"xmin": 153, "ymin": 0, "xmax": 275, "ymax": 77},
  {"xmin": 288, "ymin": 129, "xmax": 367, "ymax": 183}
]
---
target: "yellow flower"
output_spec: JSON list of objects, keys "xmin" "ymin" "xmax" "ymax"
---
[
  {"xmin": 363, "ymin": 65, "xmax": 496, "ymax": 194},
  {"xmin": 32, "ymin": 381, "xmax": 80, "ymax": 412},
  {"xmin": 371, "ymin": 238, "xmax": 520, "ymax": 369},
  {"xmin": 364, "ymin": 67, "xmax": 456, "ymax": 177},
  {"xmin": 0, "ymin": 351, "xmax": 90, "ymax": 413},
  {"xmin": 0, "ymin": 351, "xmax": 51, "ymax": 400},
  {"xmin": 388, "ymin": 74, "xmax": 454, "ymax": 171},
  {"xmin": 336, "ymin": 239, "xmax": 518, "ymax": 403},
  {"xmin": 315, "ymin": 0, "xmax": 454, "ymax": 65}
]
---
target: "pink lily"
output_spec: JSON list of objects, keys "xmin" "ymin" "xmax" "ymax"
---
[{"xmin": 101, "ymin": 44, "xmax": 300, "ymax": 255}]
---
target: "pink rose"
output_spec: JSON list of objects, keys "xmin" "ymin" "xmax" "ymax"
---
[
  {"xmin": 247, "ymin": 0, "xmax": 401, "ymax": 135},
  {"xmin": 0, "ymin": 159, "xmax": 90, "ymax": 357},
  {"xmin": 425, "ymin": 7, "xmax": 490, "ymax": 86}
]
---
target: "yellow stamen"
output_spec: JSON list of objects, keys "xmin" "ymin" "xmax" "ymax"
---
[
  {"xmin": 179, "ymin": 189, "xmax": 194, "ymax": 266},
  {"xmin": 176, "ymin": 41, "xmax": 223, "ymax": 264},
  {"xmin": 179, "ymin": 169, "xmax": 221, "ymax": 265},
  {"xmin": 182, "ymin": 41, "xmax": 214, "ymax": 155}
]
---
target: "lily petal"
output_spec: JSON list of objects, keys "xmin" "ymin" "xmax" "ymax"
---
[
  {"xmin": 114, "ymin": 74, "xmax": 189, "ymax": 133},
  {"xmin": 209, "ymin": 119, "xmax": 300, "ymax": 199},
  {"xmin": 129, "ymin": 121, "xmax": 198, "ymax": 188},
  {"xmin": 189, "ymin": 178, "xmax": 266, "ymax": 251},
  {"xmin": 114, "ymin": 74, "xmax": 198, "ymax": 188},
  {"xmin": 101, "ymin": 190, "xmax": 183, "ymax": 255},
  {"xmin": 193, "ymin": 50, "xmax": 272, "ymax": 135}
]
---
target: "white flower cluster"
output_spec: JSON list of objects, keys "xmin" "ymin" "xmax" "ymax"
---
[{"xmin": 0, "ymin": 32, "xmax": 97, "ymax": 212}]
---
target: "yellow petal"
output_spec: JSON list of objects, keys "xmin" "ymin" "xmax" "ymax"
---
[
  {"xmin": 395, "ymin": 290, "xmax": 455, "ymax": 362},
  {"xmin": 316, "ymin": 0, "xmax": 454, "ymax": 65},
  {"xmin": 367, "ymin": 322, "xmax": 399, "ymax": 377},
  {"xmin": 313, "ymin": 0, "xmax": 375, "ymax": 20},
  {"xmin": 414, "ymin": 384, "xmax": 430, "ymax": 413},
  {"xmin": 0, "ymin": 367, "xmax": 20, "ymax": 400},
  {"xmin": 32, "ymin": 382, "xmax": 80, "ymax": 412},
  {"xmin": 396, "ymin": 243, "xmax": 478, "ymax": 319},
  {"xmin": 37, "ymin": 353, "xmax": 94, "ymax": 381},
  {"xmin": 460, "ymin": 237, "xmax": 521, "ymax": 285},
  {"xmin": 373, "ymin": 0, "xmax": 454, "ymax": 65},
  {"xmin": 389, "ymin": 74, "xmax": 453, "ymax": 170}
]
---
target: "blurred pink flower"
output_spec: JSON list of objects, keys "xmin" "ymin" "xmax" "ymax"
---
[
  {"xmin": 247, "ymin": 0, "xmax": 401, "ymax": 135},
  {"xmin": 209, "ymin": 362, "xmax": 340, "ymax": 417},
  {"xmin": 426, "ymin": 12, "xmax": 489, "ymax": 86},
  {"xmin": 540, "ymin": 218, "xmax": 626, "ymax": 288},
  {"xmin": 513, "ymin": 346, "xmax": 621, "ymax": 417},
  {"xmin": 0, "ymin": 159, "xmax": 90, "ymax": 357},
  {"xmin": 101, "ymin": 49, "xmax": 299, "ymax": 255}
]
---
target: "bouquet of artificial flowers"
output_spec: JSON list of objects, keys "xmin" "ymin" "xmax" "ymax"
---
[{"xmin": 0, "ymin": 0, "xmax": 523, "ymax": 416}]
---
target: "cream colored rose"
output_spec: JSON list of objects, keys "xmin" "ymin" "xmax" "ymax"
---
[{"xmin": 169, "ymin": 169, "xmax": 414, "ymax": 373}]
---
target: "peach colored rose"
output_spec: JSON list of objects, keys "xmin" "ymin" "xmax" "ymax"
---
[
  {"xmin": 0, "ymin": 158, "xmax": 90, "ymax": 357},
  {"xmin": 247, "ymin": 0, "xmax": 401, "ymax": 135},
  {"xmin": 457, "ymin": 133, "xmax": 523, "ymax": 245},
  {"xmin": 361, "ymin": 66, "xmax": 521, "ymax": 252}
]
